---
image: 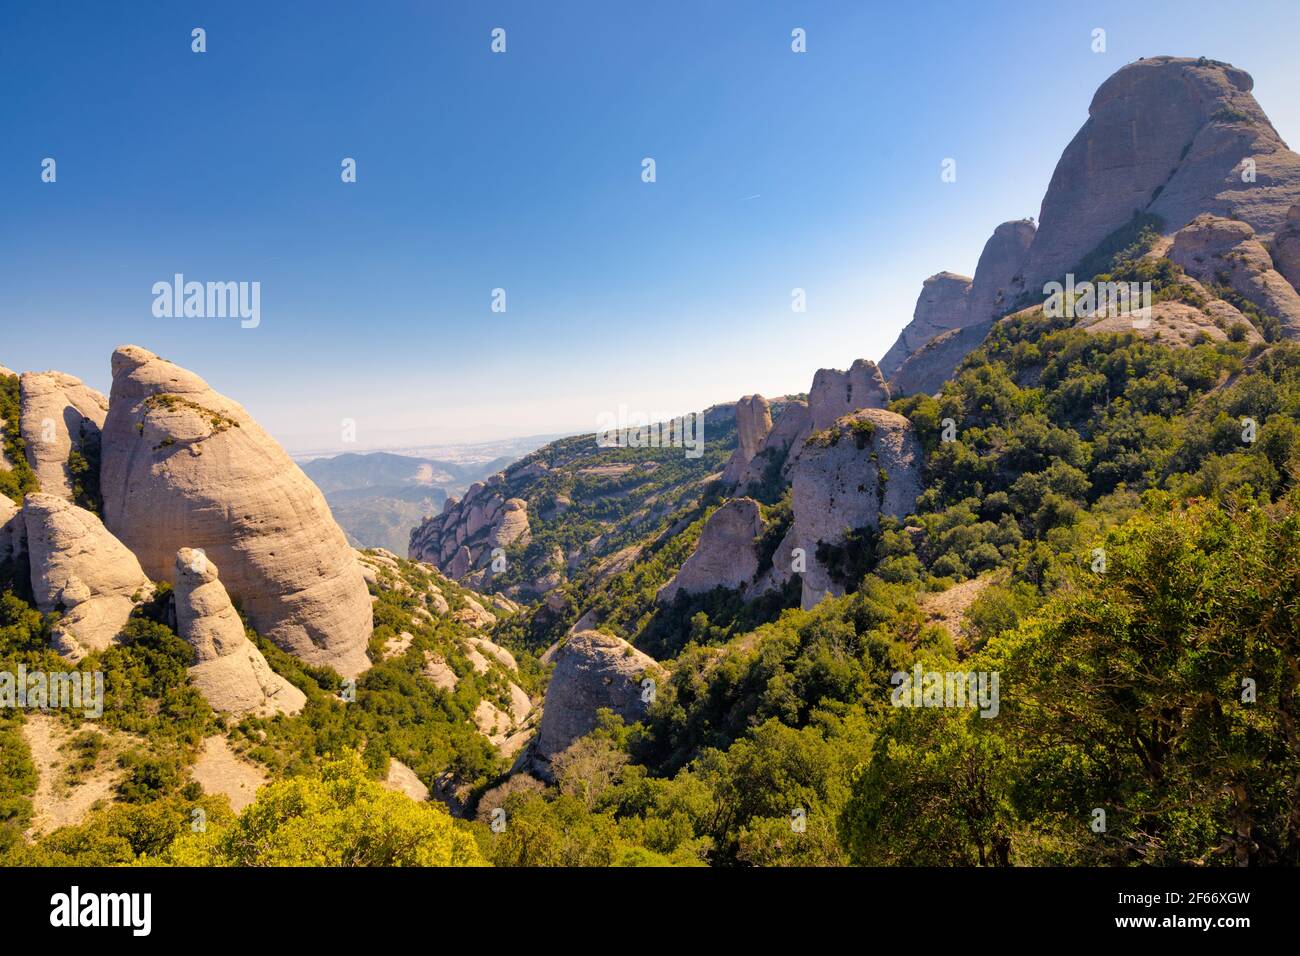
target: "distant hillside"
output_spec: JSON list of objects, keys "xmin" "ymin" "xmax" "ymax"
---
[
  {"xmin": 302, "ymin": 451, "xmax": 519, "ymax": 552},
  {"xmin": 409, "ymin": 404, "xmax": 747, "ymax": 603}
]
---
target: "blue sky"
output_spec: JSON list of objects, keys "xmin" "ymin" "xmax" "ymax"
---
[{"xmin": 3, "ymin": 0, "xmax": 1298, "ymax": 452}]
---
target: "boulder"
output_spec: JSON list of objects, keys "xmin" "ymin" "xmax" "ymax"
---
[
  {"xmin": 18, "ymin": 372, "xmax": 108, "ymax": 502},
  {"xmin": 532, "ymin": 630, "xmax": 662, "ymax": 778},
  {"xmin": 22, "ymin": 493, "xmax": 152, "ymax": 660},
  {"xmin": 657, "ymin": 498, "xmax": 765, "ymax": 603},
  {"xmin": 381, "ymin": 759, "xmax": 430, "ymax": 802},
  {"xmin": 1169, "ymin": 214, "xmax": 1300, "ymax": 338},
  {"xmin": 99, "ymin": 346, "xmax": 372, "ymax": 678},
  {"xmin": 173, "ymin": 548, "xmax": 306, "ymax": 717},
  {"xmin": 452, "ymin": 596, "xmax": 496, "ymax": 630},
  {"xmin": 422, "ymin": 651, "xmax": 459, "ymax": 691}
]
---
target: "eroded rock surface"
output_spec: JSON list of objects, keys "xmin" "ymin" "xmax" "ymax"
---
[
  {"xmin": 23, "ymin": 493, "xmax": 152, "ymax": 660},
  {"xmin": 173, "ymin": 548, "xmax": 306, "ymax": 717},
  {"xmin": 1169, "ymin": 214, "xmax": 1300, "ymax": 338},
  {"xmin": 19, "ymin": 372, "xmax": 108, "ymax": 502},
  {"xmin": 100, "ymin": 346, "xmax": 372, "ymax": 678},
  {"xmin": 1023, "ymin": 57, "xmax": 1300, "ymax": 292},
  {"xmin": 721, "ymin": 395, "xmax": 773, "ymax": 486},
  {"xmin": 656, "ymin": 498, "xmax": 765, "ymax": 603},
  {"xmin": 532, "ymin": 631, "xmax": 662, "ymax": 778}
]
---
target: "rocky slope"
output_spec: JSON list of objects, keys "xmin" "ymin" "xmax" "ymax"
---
[
  {"xmin": 1168, "ymin": 214, "xmax": 1300, "ymax": 336},
  {"xmin": 100, "ymin": 346, "xmax": 372, "ymax": 678},
  {"xmin": 409, "ymin": 403, "xmax": 740, "ymax": 601}
]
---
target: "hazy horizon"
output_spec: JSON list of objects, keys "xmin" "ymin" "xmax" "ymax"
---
[{"xmin": 5, "ymin": 0, "xmax": 1300, "ymax": 453}]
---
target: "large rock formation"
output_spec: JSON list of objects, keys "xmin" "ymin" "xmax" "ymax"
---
[
  {"xmin": 878, "ymin": 273, "xmax": 972, "ymax": 380},
  {"xmin": 0, "ymin": 495, "xmax": 24, "ymax": 574},
  {"xmin": 889, "ymin": 321, "xmax": 994, "ymax": 397},
  {"xmin": 656, "ymin": 497, "xmax": 765, "ymax": 603},
  {"xmin": 1273, "ymin": 204, "xmax": 1300, "ymax": 292},
  {"xmin": 883, "ymin": 57, "xmax": 1300, "ymax": 398},
  {"xmin": 532, "ymin": 631, "xmax": 662, "ymax": 777},
  {"xmin": 409, "ymin": 477, "xmax": 533, "ymax": 590},
  {"xmin": 99, "ymin": 346, "xmax": 372, "ymax": 678},
  {"xmin": 1020, "ymin": 56, "xmax": 1300, "ymax": 292},
  {"xmin": 1169, "ymin": 214, "xmax": 1300, "ymax": 337},
  {"xmin": 808, "ymin": 359, "xmax": 890, "ymax": 431},
  {"xmin": 721, "ymin": 395, "xmax": 773, "ymax": 486},
  {"xmin": 18, "ymin": 372, "xmax": 108, "ymax": 502},
  {"xmin": 883, "ymin": 221, "xmax": 1036, "ymax": 397},
  {"xmin": 22, "ymin": 493, "xmax": 152, "ymax": 660},
  {"xmin": 738, "ymin": 398, "xmax": 811, "ymax": 489},
  {"xmin": 173, "ymin": 548, "xmax": 306, "ymax": 717},
  {"xmin": 778, "ymin": 409, "xmax": 923, "ymax": 609},
  {"xmin": 965, "ymin": 220, "xmax": 1038, "ymax": 330}
]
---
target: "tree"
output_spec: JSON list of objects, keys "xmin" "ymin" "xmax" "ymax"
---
[
  {"xmin": 164, "ymin": 752, "xmax": 486, "ymax": 866},
  {"xmin": 990, "ymin": 493, "xmax": 1300, "ymax": 864},
  {"xmin": 839, "ymin": 705, "xmax": 1015, "ymax": 866}
]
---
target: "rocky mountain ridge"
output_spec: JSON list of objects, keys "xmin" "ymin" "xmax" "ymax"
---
[{"xmin": 881, "ymin": 56, "xmax": 1300, "ymax": 396}]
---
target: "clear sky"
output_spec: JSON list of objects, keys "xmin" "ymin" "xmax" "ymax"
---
[{"xmin": 3, "ymin": 0, "xmax": 1298, "ymax": 452}]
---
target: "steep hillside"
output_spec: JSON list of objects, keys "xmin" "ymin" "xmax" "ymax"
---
[{"xmin": 409, "ymin": 403, "xmax": 744, "ymax": 601}]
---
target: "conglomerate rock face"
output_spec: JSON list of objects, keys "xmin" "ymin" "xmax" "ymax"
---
[
  {"xmin": 100, "ymin": 345, "xmax": 372, "ymax": 678},
  {"xmin": 1169, "ymin": 214, "xmax": 1300, "ymax": 338},
  {"xmin": 173, "ymin": 548, "xmax": 306, "ymax": 717},
  {"xmin": 721, "ymin": 395, "xmax": 773, "ymax": 486},
  {"xmin": 1021, "ymin": 56, "xmax": 1300, "ymax": 293},
  {"xmin": 531, "ymin": 630, "xmax": 663, "ymax": 778},
  {"xmin": 22, "ymin": 492, "xmax": 152, "ymax": 660},
  {"xmin": 1272, "ymin": 204, "xmax": 1300, "ymax": 293},
  {"xmin": 19, "ymin": 371, "xmax": 108, "ymax": 502},
  {"xmin": 656, "ymin": 497, "xmax": 765, "ymax": 603},
  {"xmin": 878, "ymin": 272, "xmax": 972, "ymax": 380},
  {"xmin": 751, "ymin": 408, "xmax": 924, "ymax": 610}
]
